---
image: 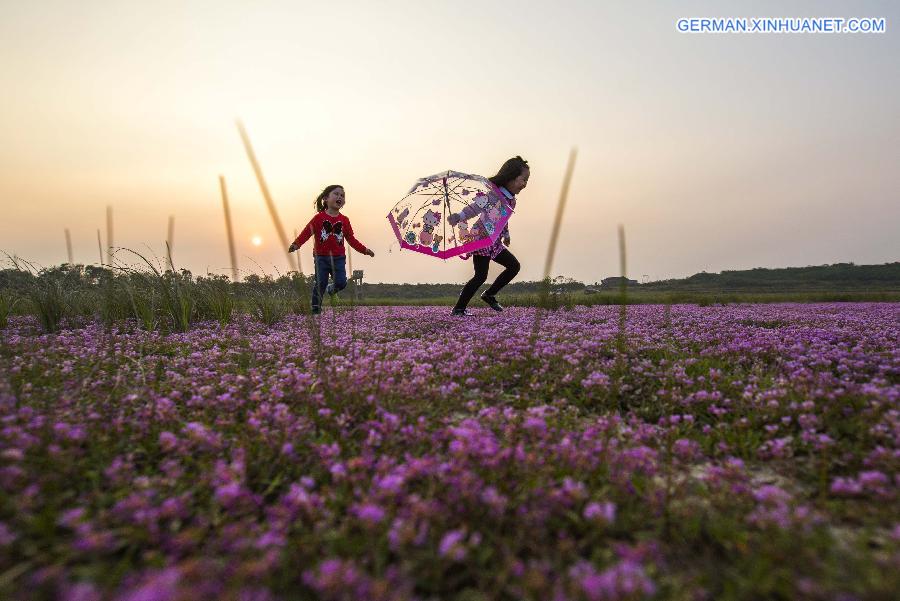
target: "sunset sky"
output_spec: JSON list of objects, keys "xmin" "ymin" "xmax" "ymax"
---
[{"xmin": 1, "ymin": 0, "xmax": 897, "ymax": 284}]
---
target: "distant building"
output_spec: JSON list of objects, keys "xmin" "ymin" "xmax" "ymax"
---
[
  {"xmin": 599, "ymin": 276, "xmax": 639, "ymax": 289},
  {"xmin": 350, "ymin": 270, "xmax": 364, "ymax": 300}
]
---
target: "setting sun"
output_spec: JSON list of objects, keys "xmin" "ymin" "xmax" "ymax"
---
[{"xmin": 251, "ymin": 235, "xmax": 262, "ymax": 247}]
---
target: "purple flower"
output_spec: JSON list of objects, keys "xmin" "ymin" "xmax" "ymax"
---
[
  {"xmin": 858, "ymin": 471, "xmax": 888, "ymax": 489},
  {"xmin": 158, "ymin": 431, "xmax": 178, "ymax": 452},
  {"xmin": 116, "ymin": 567, "xmax": 180, "ymax": 601},
  {"xmin": 439, "ymin": 529, "xmax": 467, "ymax": 561},
  {"xmin": 673, "ymin": 438, "xmax": 699, "ymax": 460},
  {"xmin": 753, "ymin": 485, "xmax": 791, "ymax": 505},
  {"xmin": 353, "ymin": 503, "xmax": 386, "ymax": 525},
  {"xmin": 214, "ymin": 482, "xmax": 242, "ymax": 506},
  {"xmin": 830, "ymin": 477, "xmax": 863, "ymax": 496},
  {"xmin": 255, "ymin": 530, "xmax": 286, "ymax": 549},
  {"xmin": 523, "ymin": 416, "xmax": 547, "ymax": 434},
  {"xmin": 0, "ymin": 521, "xmax": 16, "ymax": 546},
  {"xmin": 572, "ymin": 559, "xmax": 656, "ymax": 600},
  {"xmin": 62, "ymin": 583, "xmax": 101, "ymax": 601},
  {"xmin": 582, "ymin": 371, "xmax": 611, "ymax": 389},
  {"xmin": 376, "ymin": 473, "xmax": 405, "ymax": 494},
  {"xmin": 584, "ymin": 501, "xmax": 616, "ymax": 524},
  {"xmin": 58, "ymin": 507, "xmax": 86, "ymax": 528}
]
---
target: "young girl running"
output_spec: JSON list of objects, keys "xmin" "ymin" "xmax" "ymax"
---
[
  {"xmin": 448, "ymin": 156, "xmax": 529, "ymax": 315},
  {"xmin": 289, "ymin": 185, "xmax": 375, "ymax": 314}
]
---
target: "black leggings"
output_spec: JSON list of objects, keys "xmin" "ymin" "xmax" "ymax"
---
[{"xmin": 453, "ymin": 249, "xmax": 520, "ymax": 311}]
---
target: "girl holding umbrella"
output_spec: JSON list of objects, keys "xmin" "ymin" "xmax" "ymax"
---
[{"xmin": 448, "ymin": 156, "xmax": 529, "ymax": 315}]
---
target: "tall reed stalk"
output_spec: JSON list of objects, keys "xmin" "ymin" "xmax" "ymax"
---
[
  {"xmin": 65, "ymin": 228, "xmax": 73, "ymax": 264},
  {"xmin": 531, "ymin": 147, "xmax": 578, "ymax": 337},
  {"xmin": 219, "ymin": 176, "xmax": 239, "ymax": 282},
  {"xmin": 617, "ymin": 224, "xmax": 628, "ymax": 351},
  {"xmin": 106, "ymin": 206, "xmax": 114, "ymax": 267},
  {"xmin": 166, "ymin": 216, "xmax": 175, "ymax": 272},
  {"xmin": 236, "ymin": 120, "xmax": 294, "ymax": 272}
]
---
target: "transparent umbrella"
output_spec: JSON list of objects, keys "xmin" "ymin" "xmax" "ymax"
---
[{"xmin": 387, "ymin": 170, "xmax": 514, "ymax": 259}]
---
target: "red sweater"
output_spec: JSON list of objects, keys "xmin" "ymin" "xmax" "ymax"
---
[{"xmin": 293, "ymin": 211, "xmax": 369, "ymax": 256}]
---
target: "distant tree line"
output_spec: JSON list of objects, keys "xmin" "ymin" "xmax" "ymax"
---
[
  {"xmin": 642, "ymin": 262, "xmax": 900, "ymax": 292},
  {"xmin": 1, "ymin": 262, "xmax": 897, "ymax": 300}
]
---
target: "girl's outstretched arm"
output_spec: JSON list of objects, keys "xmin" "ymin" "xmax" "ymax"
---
[
  {"xmin": 448, "ymin": 203, "xmax": 481, "ymax": 226},
  {"xmin": 289, "ymin": 215, "xmax": 318, "ymax": 252},
  {"xmin": 343, "ymin": 219, "xmax": 374, "ymax": 256}
]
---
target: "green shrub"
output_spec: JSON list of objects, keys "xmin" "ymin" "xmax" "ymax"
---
[
  {"xmin": 28, "ymin": 278, "xmax": 71, "ymax": 333},
  {"xmin": 197, "ymin": 276, "xmax": 235, "ymax": 326},
  {"xmin": 0, "ymin": 291, "xmax": 16, "ymax": 329}
]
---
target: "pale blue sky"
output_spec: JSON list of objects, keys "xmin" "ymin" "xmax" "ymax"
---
[{"xmin": 1, "ymin": 0, "xmax": 897, "ymax": 283}]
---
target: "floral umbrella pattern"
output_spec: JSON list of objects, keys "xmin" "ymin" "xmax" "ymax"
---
[{"xmin": 387, "ymin": 170, "xmax": 514, "ymax": 260}]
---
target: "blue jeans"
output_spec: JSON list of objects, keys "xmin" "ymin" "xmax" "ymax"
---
[{"xmin": 312, "ymin": 255, "xmax": 347, "ymax": 312}]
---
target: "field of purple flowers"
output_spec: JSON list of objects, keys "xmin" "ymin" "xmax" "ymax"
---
[{"xmin": 1, "ymin": 303, "xmax": 898, "ymax": 600}]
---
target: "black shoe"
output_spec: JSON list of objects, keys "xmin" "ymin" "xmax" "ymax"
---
[
  {"xmin": 480, "ymin": 294, "xmax": 503, "ymax": 312},
  {"xmin": 451, "ymin": 308, "xmax": 473, "ymax": 316}
]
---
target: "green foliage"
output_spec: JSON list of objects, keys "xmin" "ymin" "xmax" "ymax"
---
[
  {"xmin": 645, "ymin": 261, "xmax": 900, "ymax": 292},
  {"xmin": 247, "ymin": 278, "xmax": 289, "ymax": 326},
  {"xmin": 122, "ymin": 277, "xmax": 159, "ymax": 331},
  {"xmin": 118, "ymin": 251, "xmax": 197, "ymax": 333},
  {"xmin": 98, "ymin": 279, "xmax": 131, "ymax": 327},
  {"xmin": 1, "ymin": 261, "xmax": 898, "ymax": 333},
  {"xmin": 0, "ymin": 290, "xmax": 17, "ymax": 329},
  {"xmin": 27, "ymin": 277, "xmax": 71, "ymax": 333},
  {"xmin": 287, "ymin": 272, "xmax": 313, "ymax": 314},
  {"xmin": 161, "ymin": 272, "xmax": 196, "ymax": 333},
  {"xmin": 196, "ymin": 275, "xmax": 235, "ymax": 326}
]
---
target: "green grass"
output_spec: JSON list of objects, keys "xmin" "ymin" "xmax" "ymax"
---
[
  {"xmin": 0, "ymin": 290, "xmax": 16, "ymax": 329},
  {"xmin": 2, "ymin": 262, "xmax": 898, "ymax": 335},
  {"xmin": 196, "ymin": 276, "xmax": 235, "ymax": 326},
  {"xmin": 27, "ymin": 278, "xmax": 71, "ymax": 333}
]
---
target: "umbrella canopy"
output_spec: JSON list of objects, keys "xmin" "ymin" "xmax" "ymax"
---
[{"xmin": 387, "ymin": 170, "xmax": 514, "ymax": 260}]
